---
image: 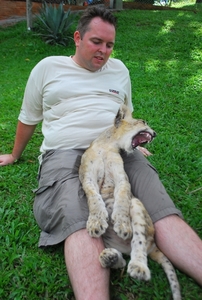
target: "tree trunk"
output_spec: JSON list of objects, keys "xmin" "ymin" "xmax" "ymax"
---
[{"xmin": 26, "ymin": 0, "xmax": 33, "ymax": 30}]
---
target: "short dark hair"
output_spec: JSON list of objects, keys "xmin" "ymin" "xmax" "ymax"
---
[{"xmin": 76, "ymin": 6, "xmax": 117, "ymax": 39}]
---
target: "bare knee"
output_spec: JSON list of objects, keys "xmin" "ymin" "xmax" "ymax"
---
[
  {"xmin": 154, "ymin": 214, "xmax": 187, "ymax": 251},
  {"xmin": 154, "ymin": 214, "xmax": 183, "ymax": 233}
]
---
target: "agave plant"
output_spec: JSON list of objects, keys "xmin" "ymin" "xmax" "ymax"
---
[{"xmin": 34, "ymin": 1, "xmax": 77, "ymax": 46}]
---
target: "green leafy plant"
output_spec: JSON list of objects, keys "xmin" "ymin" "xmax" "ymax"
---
[{"xmin": 34, "ymin": 1, "xmax": 77, "ymax": 46}]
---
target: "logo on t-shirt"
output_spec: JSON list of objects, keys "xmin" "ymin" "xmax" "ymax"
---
[{"xmin": 109, "ymin": 89, "xmax": 119, "ymax": 95}]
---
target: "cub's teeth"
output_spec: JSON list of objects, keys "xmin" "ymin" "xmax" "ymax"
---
[{"xmin": 140, "ymin": 132, "xmax": 149, "ymax": 136}]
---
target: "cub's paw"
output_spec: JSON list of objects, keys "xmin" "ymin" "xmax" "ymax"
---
[
  {"xmin": 111, "ymin": 211, "xmax": 132, "ymax": 240},
  {"xmin": 99, "ymin": 248, "xmax": 126, "ymax": 269},
  {"xmin": 87, "ymin": 211, "xmax": 108, "ymax": 238},
  {"xmin": 127, "ymin": 261, "xmax": 151, "ymax": 281}
]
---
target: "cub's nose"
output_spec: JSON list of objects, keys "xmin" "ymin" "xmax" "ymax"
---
[{"xmin": 152, "ymin": 131, "xmax": 157, "ymax": 138}]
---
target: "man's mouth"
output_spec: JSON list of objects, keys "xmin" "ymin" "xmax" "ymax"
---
[{"xmin": 94, "ymin": 55, "xmax": 104, "ymax": 61}]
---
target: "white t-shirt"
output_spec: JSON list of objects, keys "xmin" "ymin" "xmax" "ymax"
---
[{"xmin": 19, "ymin": 56, "xmax": 133, "ymax": 154}]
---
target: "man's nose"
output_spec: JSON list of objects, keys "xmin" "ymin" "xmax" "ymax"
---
[{"xmin": 99, "ymin": 44, "xmax": 107, "ymax": 53}]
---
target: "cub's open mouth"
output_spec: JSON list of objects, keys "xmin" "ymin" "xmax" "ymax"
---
[{"xmin": 132, "ymin": 131, "xmax": 155, "ymax": 148}]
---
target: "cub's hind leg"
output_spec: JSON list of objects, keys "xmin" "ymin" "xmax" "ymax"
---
[
  {"xmin": 99, "ymin": 248, "xmax": 126, "ymax": 269},
  {"xmin": 129, "ymin": 197, "xmax": 181, "ymax": 300},
  {"xmin": 127, "ymin": 197, "xmax": 153, "ymax": 281}
]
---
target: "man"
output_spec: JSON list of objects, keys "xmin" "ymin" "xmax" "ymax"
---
[{"xmin": 0, "ymin": 7, "xmax": 202, "ymax": 300}]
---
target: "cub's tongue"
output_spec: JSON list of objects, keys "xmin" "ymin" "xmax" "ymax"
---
[{"xmin": 132, "ymin": 132, "xmax": 152, "ymax": 148}]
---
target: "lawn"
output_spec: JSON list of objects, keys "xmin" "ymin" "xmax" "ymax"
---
[{"xmin": 0, "ymin": 5, "xmax": 202, "ymax": 300}]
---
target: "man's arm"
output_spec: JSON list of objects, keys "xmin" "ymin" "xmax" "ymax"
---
[{"xmin": 0, "ymin": 121, "xmax": 37, "ymax": 166}]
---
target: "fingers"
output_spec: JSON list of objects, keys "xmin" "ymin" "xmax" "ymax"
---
[
  {"xmin": 137, "ymin": 146, "xmax": 153, "ymax": 157},
  {"xmin": 0, "ymin": 154, "xmax": 15, "ymax": 166}
]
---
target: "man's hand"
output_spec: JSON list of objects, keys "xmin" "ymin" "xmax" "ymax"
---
[
  {"xmin": 0, "ymin": 154, "xmax": 16, "ymax": 166},
  {"xmin": 0, "ymin": 121, "xmax": 37, "ymax": 167},
  {"xmin": 137, "ymin": 146, "xmax": 152, "ymax": 157}
]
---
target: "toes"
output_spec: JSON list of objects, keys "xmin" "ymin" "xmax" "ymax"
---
[
  {"xmin": 99, "ymin": 248, "xmax": 126, "ymax": 269},
  {"xmin": 111, "ymin": 212, "xmax": 132, "ymax": 240},
  {"xmin": 113, "ymin": 221, "xmax": 132, "ymax": 240},
  {"xmin": 99, "ymin": 250, "xmax": 119, "ymax": 268},
  {"xmin": 127, "ymin": 261, "xmax": 151, "ymax": 281},
  {"xmin": 87, "ymin": 215, "xmax": 108, "ymax": 237}
]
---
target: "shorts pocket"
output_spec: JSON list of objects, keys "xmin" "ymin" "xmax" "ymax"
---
[{"xmin": 33, "ymin": 179, "xmax": 56, "ymax": 194}]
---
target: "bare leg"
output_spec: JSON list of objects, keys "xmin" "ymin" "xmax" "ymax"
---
[
  {"xmin": 64, "ymin": 228, "xmax": 110, "ymax": 300},
  {"xmin": 154, "ymin": 215, "xmax": 202, "ymax": 285}
]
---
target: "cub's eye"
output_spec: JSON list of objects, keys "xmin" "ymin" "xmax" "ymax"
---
[{"xmin": 139, "ymin": 120, "xmax": 147, "ymax": 125}]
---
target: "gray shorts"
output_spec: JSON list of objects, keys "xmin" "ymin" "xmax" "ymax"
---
[{"xmin": 33, "ymin": 149, "xmax": 182, "ymax": 247}]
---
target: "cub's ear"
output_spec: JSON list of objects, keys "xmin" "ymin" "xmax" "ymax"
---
[
  {"xmin": 114, "ymin": 108, "xmax": 124, "ymax": 128},
  {"xmin": 114, "ymin": 104, "xmax": 131, "ymax": 128}
]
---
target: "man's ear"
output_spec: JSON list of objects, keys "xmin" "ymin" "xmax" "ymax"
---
[{"xmin": 74, "ymin": 31, "xmax": 81, "ymax": 46}]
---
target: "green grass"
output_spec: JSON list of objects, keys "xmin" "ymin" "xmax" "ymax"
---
[{"xmin": 1, "ymin": 7, "xmax": 202, "ymax": 300}]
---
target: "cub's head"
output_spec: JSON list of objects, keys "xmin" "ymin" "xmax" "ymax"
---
[{"xmin": 114, "ymin": 104, "xmax": 156, "ymax": 153}]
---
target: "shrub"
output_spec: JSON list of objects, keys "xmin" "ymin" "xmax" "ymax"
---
[{"xmin": 34, "ymin": 1, "xmax": 77, "ymax": 46}]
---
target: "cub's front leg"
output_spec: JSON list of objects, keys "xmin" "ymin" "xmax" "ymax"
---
[
  {"xmin": 86, "ymin": 193, "xmax": 109, "ymax": 238},
  {"xmin": 79, "ymin": 155, "xmax": 108, "ymax": 238},
  {"xmin": 111, "ymin": 165, "xmax": 132, "ymax": 240},
  {"xmin": 112, "ymin": 196, "xmax": 132, "ymax": 240}
]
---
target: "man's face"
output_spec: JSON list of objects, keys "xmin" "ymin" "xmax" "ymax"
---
[{"xmin": 73, "ymin": 17, "xmax": 115, "ymax": 72}]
